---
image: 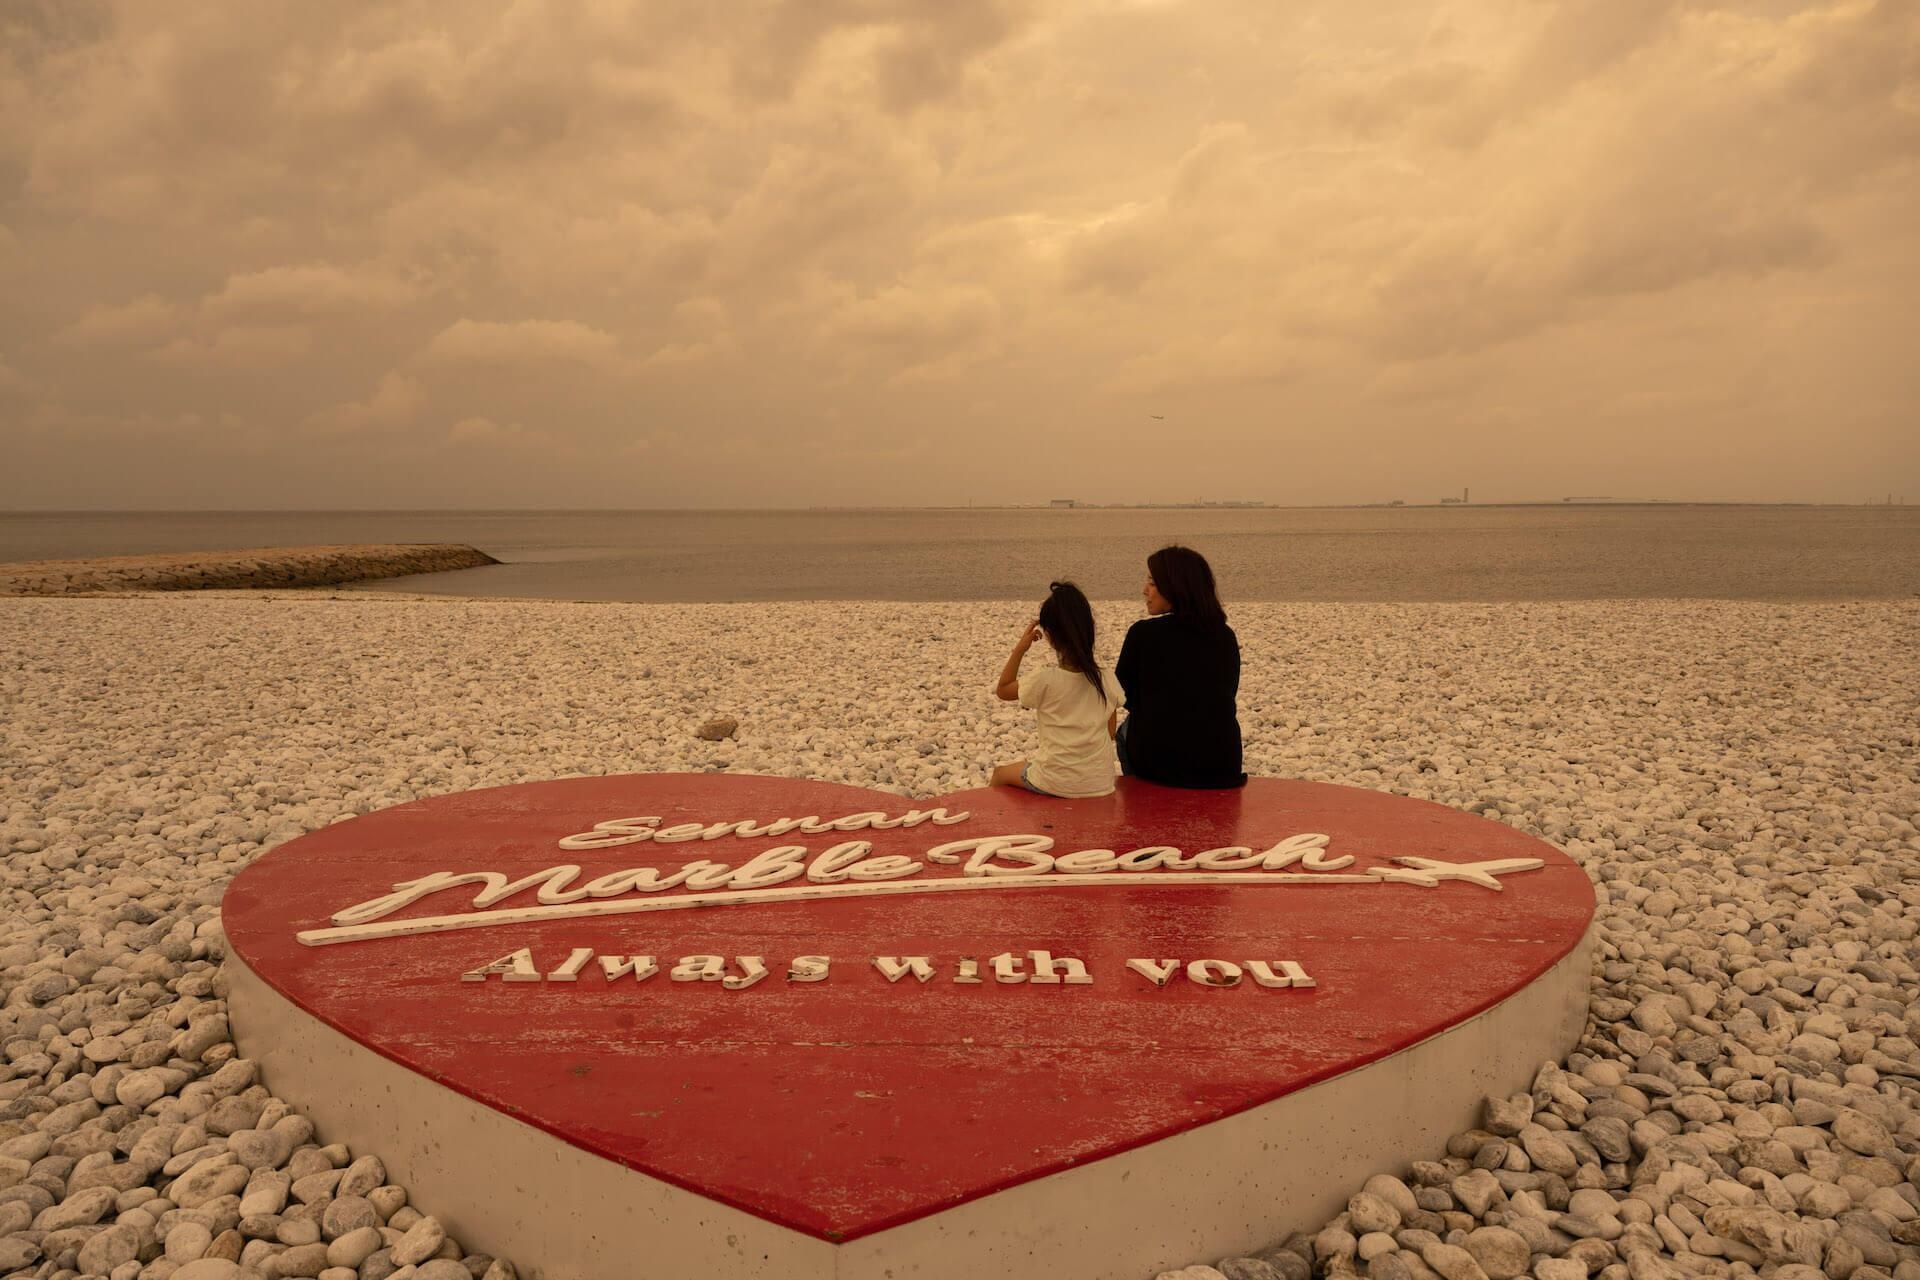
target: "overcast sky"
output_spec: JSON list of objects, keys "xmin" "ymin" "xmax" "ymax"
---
[{"xmin": 1, "ymin": 0, "xmax": 1915, "ymax": 509}]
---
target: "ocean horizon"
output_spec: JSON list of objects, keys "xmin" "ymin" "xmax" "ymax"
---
[{"xmin": 2, "ymin": 504, "xmax": 1916, "ymax": 603}]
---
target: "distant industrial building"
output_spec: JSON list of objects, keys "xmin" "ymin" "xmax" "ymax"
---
[{"xmin": 1048, "ymin": 499, "xmax": 1078, "ymax": 508}]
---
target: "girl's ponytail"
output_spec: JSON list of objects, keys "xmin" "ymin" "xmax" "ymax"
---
[{"xmin": 1037, "ymin": 581, "xmax": 1106, "ymax": 703}]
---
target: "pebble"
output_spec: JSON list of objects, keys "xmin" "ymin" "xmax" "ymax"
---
[
  {"xmin": 168, "ymin": 1220, "xmax": 216, "ymax": 1260},
  {"xmin": 1, "ymin": 597, "xmax": 1916, "ymax": 1280},
  {"xmin": 1461, "ymin": 1226, "xmax": 1529, "ymax": 1280},
  {"xmin": 414, "ymin": 1262, "xmax": 476, "ymax": 1280},
  {"xmin": 173, "ymin": 1260, "xmax": 245, "ymax": 1280},
  {"xmin": 327, "ymin": 1224, "xmax": 384, "ymax": 1269},
  {"xmin": 1421, "ymin": 1241, "xmax": 1492, "ymax": 1280},
  {"xmin": 1350, "ymin": 1191, "xmax": 1403, "ymax": 1234},
  {"xmin": 392, "ymin": 1214, "xmax": 449, "ymax": 1265}
]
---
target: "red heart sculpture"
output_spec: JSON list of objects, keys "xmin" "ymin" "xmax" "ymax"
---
[{"xmin": 221, "ymin": 774, "xmax": 1593, "ymax": 1242}]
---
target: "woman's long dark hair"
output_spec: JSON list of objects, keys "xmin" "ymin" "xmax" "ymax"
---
[
  {"xmin": 1147, "ymin": 545, "xmax": 1227, "ymax": 626},
  {"xmin": 1037, "ymin": 581, "xmax": 1106, "ymax": 702}
]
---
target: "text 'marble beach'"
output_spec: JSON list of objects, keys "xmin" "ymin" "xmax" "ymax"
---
[{"xmin": 302, "ymin": 801, "xmax": 1546, "ymax": 949}]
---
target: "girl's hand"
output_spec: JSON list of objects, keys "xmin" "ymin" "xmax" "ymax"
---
[{"xmin": 997, "ymin": 621, "xmax": 1042, "ymax": 701}]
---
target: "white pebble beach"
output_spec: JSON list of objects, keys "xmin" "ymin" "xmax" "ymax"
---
[{"xmin": 2, "ymin": 593, "xmax": 1916, "ymax": 1280}]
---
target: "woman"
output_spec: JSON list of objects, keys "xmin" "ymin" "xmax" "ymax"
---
[{"xmin": 1114, "ymin": 545, "xmax": 1247, "ymax": 789}]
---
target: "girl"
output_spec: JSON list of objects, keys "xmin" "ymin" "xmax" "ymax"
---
[
  {"xmin": 988, "ymin": 581, "xmax": 1123, "ymax": 798},
  {"xmin": 1114, "ymin": 545, "xmax": 1247, "ymax": 789}
]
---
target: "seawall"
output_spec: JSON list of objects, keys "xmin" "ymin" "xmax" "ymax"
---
[{"xmin": 0, "ymin": 543, "xmax": 497, "ymax": 595}]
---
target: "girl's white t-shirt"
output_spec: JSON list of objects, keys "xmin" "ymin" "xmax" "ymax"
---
[{"xmin": 1018, "ymin": 664, "xmax": 1123, "ymax": 797}]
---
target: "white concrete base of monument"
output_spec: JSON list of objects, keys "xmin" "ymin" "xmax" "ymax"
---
[{"xmin": 228, "ymin": 925, "xmax": 1593, "ymax": 1280}]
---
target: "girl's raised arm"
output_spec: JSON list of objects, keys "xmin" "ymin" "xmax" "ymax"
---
[{"xmin": 995, "ymin": 620, "xmax": 1041, "ymax": 702}]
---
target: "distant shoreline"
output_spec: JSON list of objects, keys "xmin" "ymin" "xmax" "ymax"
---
[
  {"xmin": 4, "ymin": 508, "xmax": 1912, "ymax": 603},
  {"xmin": 0, "ymin": 500, "xmax": 1908, "ymax": 515}
]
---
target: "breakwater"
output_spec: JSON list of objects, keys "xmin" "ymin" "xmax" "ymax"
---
[{"xmin": 0, "ymin": 543, "xmax": 496, "ymax": 595}]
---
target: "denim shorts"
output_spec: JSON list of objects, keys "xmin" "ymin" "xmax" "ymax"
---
[{"xmin": 1019, "ymin": 764, "xmax": 1062, "ymax": 796}]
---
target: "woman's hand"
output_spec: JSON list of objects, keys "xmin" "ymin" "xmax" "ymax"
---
[{"xmin": 1014, "ymin": 620, "xmax": 1042, "ymax": 653}]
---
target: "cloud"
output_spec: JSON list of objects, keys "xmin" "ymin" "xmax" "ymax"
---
[
  {"xmin": 304, "ymin": 372, "xmax": 425, "ymax": 434},
  {"xmin": 202, "ymin": 264, "xmax": 419, "ymax": 320},
  {"xmin": 1059, "ymin": 204, "xmax": 1169, "ymax": 296},
  {"xmin": 0, "ymin": 0, "xmax": 1913, "ymax": 506},
  {"xmin": 636, "ymin": 296, "xmax": 737, "ymax": 369},
  {"xmin": 725, "ymin": 0, "xmax": 1037, "ymax": 110},
  {"xmin": 1101, "ymin": 329, "xmax": 1299, "ymax": 397},
  {"xmin": 417, "ymin": 318, "xmax": 626, "ymax": 371},
  {"xmin": 711, "ymin": 138, "xmax": 937, "ymax": 282},
  {"xmin": 0, "ymin": 356, "xmax": 29, "ymax": 399},
  {"xmin": 51, "ymin": 294, "xmax": 183, "ymax": 348},
  {"xmin": 147, "ymin": 324, "xmax": 311, "ymax": 369},
  {"xmin": 869, "ymin": 0, "xmax": 1033, "ymax": 113},
  {"xmin": 821, "ymin": 282, "xmax": 1001, "ymax": 381},
  {"xmin": 1348, "ymin": 2, "xmax": 1903, "ymax": 359},
  {"xmin": 1430, "ymin": 0, "xmax": 1681, "ymax": 148},
  {"xmin": 640, "ymin": 341, "xmax": 729, "ymax": 370},
  {"xmin": 446, "ymin": 415, "xmax": 554, "ymax": 449}
]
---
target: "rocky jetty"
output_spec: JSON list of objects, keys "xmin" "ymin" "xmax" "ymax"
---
[
  {"xmin": 0, "ymin": 546, "xmax": 496, "ymax": 596},
  {"xmin": 0, "ymin": 596, "xmax": 1914, "ymax": 1280}
]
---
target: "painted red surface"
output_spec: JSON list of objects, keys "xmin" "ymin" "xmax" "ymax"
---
[{"xmin": 222, "ymin": 775, "xmax": 1594, "ymax": 1243}]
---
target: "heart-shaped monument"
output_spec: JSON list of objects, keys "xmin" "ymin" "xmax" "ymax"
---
[{"xmin": 222, "ymin": 774, "xmax": 1595, "ymax": 1280}]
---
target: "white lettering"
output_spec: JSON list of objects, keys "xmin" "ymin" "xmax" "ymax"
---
[
  {"xmin": 1247, "ymin": 959, "xmax": 1316, "ymax": 988},
  {"xmin": 304, "ymin": 836, "xmax": 1543, "ymax": 948},
  {"xmin": 580, "ymin": 865, "xmax": 693, "ymax": 896},
  {"xmin": 672, "ymin": 955, "xmax": 727, "ymax": 982},
  {"xmin": 847, "ymin": 854, "xmax": 921, "ymax": 881},
  {"xmin": 1187, "ymin": 959, "xmax": 1242, "ymax": 987},
  {"xmin": 787, "ymin": 955, "xmax": 830, "ymax": 982},
  {"xmin": 1194, "ymin": 846, "xmax": 1260, "ymax": 870},
  {"xmin": 1259, "ymin": 833, "xmax": 1330, "ymax": 869},
  {"xmin": 807, "ymin": 841, "xmax": 875, "ymax": 883},
  {"xmin": 897, "ymin": 808, "xmax": 970, "ymax": 829},
  {"xmin": 455, "ymin": 944, "xmax": 1321, "ymax": 992},
  {"xmin": 728, "ymin": 846, "xmax": 809, "ymax": 889},
  {"xmin": 556, "ymin": 817, "xmax": 663, "ymax": 851},
  {"xmin": 460, "ymin": 948, "xmax": 540, "ymax": 982},
  {"xmin": 558, "ymin": 807, "xmax": 972, "ymax": 851},
  {"xmin": 700, "ymin": 819, "xmax": 776, "ymax": 840},
  {"xmin": 925, "ymin": 834, "xmax": 1056, "ymax": 876},
  {"xmin": 545, "ymin": 947, "xmax": 595, "ymax": 982},
  {"xmin": 1126, "ymin": 958, "xmax": 1180, "ymax": 987},
  {"xmin": 1028, "ymin": 950, "xmax": 1091, "ymax": 985},
  {"xmin": 1052, "ymin": 848, "xmax": 1118, "ymax": 873},
  {"xmin": 723, "ymin": 956, "xmax": 769, "ymax": 990},
  {"xmin": 1113, "ymin": 846, "xmax": 1193, "ymax": 871},
  {"xmin": 873, "ymin": 956, "xmax": 936, "ymax": 984},
  {"xmin": 599, "ymin": 954, "xmax": 658, "ymax": 981},
  {"xmin": 333, "ymin": 866, "xmax": 605, "ymax": 925},
  {"xmin": 683, "ymin": 860, "xmax": 738, "ymax": 889}
]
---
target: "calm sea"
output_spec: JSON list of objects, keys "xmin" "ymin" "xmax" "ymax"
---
[{"xmin": 2, "ymin": 507, "xmax": 1916, "ymax": 602}]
